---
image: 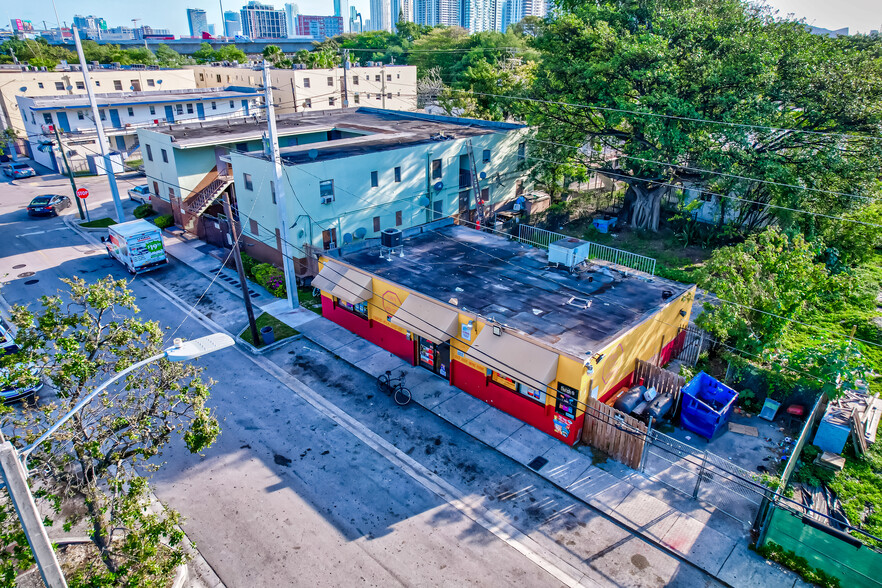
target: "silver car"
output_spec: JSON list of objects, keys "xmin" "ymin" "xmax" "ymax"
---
[{"xmin": 127, "ymin": 184, "xmax": 151, "ymax": 203}]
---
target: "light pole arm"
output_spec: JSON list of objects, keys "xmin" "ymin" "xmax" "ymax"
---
[{"xmin": 20, "ymin": 353, "xmax": 165, "ymax": 466}]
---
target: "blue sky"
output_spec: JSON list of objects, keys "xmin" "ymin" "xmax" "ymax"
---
[{"xmin": 2, "ymin": 0, "xmax": 879, "ymax": 36}]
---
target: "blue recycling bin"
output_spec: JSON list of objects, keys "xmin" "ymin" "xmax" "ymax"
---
[{"xmin": 679, "ymin": 372, "xmax": 738, "ymax": 439}]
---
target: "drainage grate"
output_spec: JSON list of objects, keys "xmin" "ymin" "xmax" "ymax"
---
[
  {"xmin": 527, "ymin": 456, "xmax": 549, "ymax": 471},
  {"xmin": 17, "ymin": 271, "xmax": 35, "ymax": 278}
]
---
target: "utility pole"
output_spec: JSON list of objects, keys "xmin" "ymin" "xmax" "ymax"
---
[
  {"xmin": 52, "ymin": 124, "xmax": 87, "ymax": 221},
  {"xmin": 341, "ymin": 49, "xmax": 349, "ymax": 108},
  {"xmin": 0, "ymin": 442, "xmax": 68, "ymax": 588},
  {"xmin": 262, "ymin": 60, "xmax": 300, "ymax": 309},
  {"xmin": 222, "ymin": 191, "xmax": 259, "ymax": 343},
  {"xmin": 72, "ymin": 27, "xmax": 125, "ymax": 223}
]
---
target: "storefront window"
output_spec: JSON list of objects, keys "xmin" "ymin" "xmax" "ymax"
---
[
  {"xmin": 491, "ymin": 371, "xmax": 517, "ymax": 391},
  {"xmin": 520, "ymin": 383, "xmax": 547, "ymax": 404},
  {"xmin": 490, "ymin": 371, "xmax": 548, "ymax": 404},
  {"xmin": 337, "ymin": 299, "xmax": 368, "ymax": 319}
]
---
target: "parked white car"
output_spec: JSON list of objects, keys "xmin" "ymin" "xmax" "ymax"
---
[{"xmin": 127, "ymin": 184, "xmax": 151, "ymax": 204}]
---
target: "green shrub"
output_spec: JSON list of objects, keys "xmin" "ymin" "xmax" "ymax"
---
[
  {"xmin": 252, "ymin": 263, "xmax": 286, "ymax": 298},
  {"xmin": 133, "ymin": 203, "xmax": 155, "ymax": 219},
  {"xmin": 153, "ymin": 214, "xmax": 174, "ymax": 229},
  {"xmin": 240, "ymin": 252, "xmax": 258, "ymax": 279},
  {"xmin": 757, "ymin": 541, "xmax": 841, "ymax": 588}
]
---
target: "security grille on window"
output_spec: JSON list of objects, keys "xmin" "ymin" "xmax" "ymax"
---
[
  {"xmin": 216, "ymin": 74, "xmax": 222, "ymax": 82},
  {"xmin": 76, "ymin": 81, "xmax": 85, "ymax": 89},
  {"xmin": 327, "ymin": 76, "xmax": 333, "ymax": 86},
  {"xmin": 319, "ymin": 180, "xmax": 334, "ymax": 203},
  {"xmin": 55, "ymin": 82, "xmax": 64, "ymax": 90},
  {"xmin": 370, "ymin": 171, "xmax": 378, "ymax": 187},
  {"xmin": 147, "ymin": 79, "xmax": 155, "ymax": 87},
  {"xmin": 161, "ymin": 149, "xmax": 168, "ymax": 163},
  {"xmin": 304, "ymin": 78, "xmax": 311, "ymax": 88},
  {"xmin": 352, "ymin": 77, "xmax": 359, "ymax": 86},
  {"xmin": 386, "ymin": 74, "xmax": 391, "ymax": 81},
  {"xmin": 375, "ymin": 75, "xmax": 380, "ymax": 82},
  {"xmin": 243, "ymin": 173, "xmax": 253, "ymax": 191},
  {"xmin": 113, "ymin": 80, "xmax": 122, "ymax": 90}
]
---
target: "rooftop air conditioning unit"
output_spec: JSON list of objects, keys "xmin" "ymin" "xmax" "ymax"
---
[
  {"xmin": 549, "ymin": 237, "xmax": 591, "ymax": 269},
  {"xmin": 381, "ymin": 228, "xmax": 402, "ymax": 248}
]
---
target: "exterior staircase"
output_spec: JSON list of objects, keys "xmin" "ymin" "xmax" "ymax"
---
[{"xmin": 187, "ymin": 174, "xmax": 233, "ymax": 216}]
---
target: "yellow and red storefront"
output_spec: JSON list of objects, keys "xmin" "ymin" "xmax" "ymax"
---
[{"xmin": 313, "ymin": 257, "xmax": 695, "ymax": 446}]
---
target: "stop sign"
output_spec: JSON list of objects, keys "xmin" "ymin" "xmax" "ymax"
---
[{"xmin": 76, "ymin": 187, "xmax": 89, "ymax": 199}]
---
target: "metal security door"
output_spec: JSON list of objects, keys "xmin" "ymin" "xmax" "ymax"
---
[
  {"xmin": 108, "ymin": 109, "xmax": 122, "ymax": 128},
  {"xmin": 197, "ymin": 103, "xmax": 205, "ymax": 120},
  {"xmin": 164, "ymin": 105, "xmax": 174, "ymax": 122}
]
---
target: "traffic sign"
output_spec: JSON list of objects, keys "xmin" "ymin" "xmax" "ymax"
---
[{"xmin": 76, "ymin": 188, "xmax": 89, "ymax": 199}]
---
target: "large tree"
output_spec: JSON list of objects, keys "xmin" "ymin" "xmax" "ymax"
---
[
  {"xmin": 0, "ymin": 277, "xmax": 220, "ymax": 585},
  {"xmin": 528, "ymin": 0, "xmax": 882, "ymax": 232}
]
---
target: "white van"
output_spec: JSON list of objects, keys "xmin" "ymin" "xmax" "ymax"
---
[{"xmin": 103, "ymin": 219, "xmax": 168, "ymax": 274}]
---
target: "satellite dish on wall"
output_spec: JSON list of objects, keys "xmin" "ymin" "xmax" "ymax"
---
[
  {"xmin": 130, "ymin": 86, "xmax": 135, "ymax": 91},
  {"xmin": 308, "ymin": 149, "xmax": 319, "ymax": 160},
  {"xmin": 418, "ymin": 195, "xmax": 430, "ymax": 207},
  {"xmin": 343, "ymin": 232, "xmax": 353, "ymax": 243},
  {"xmin": 353, "ymin": 227, "xmax": 367, "ymax": 239},
  {"xmin": 479, "ymin": 171, "xmax": 486, "ymax": 179},
  {"xmin": 157, "ymin": 79, "xmax": 163, "ymax": 85},
  {"xmin": 19, "ymin": 87, "xmax": 27, "ymax": 92},
  {"xmin": 433, "ymin": 181, "xmax": 443, "ymax": 191}
]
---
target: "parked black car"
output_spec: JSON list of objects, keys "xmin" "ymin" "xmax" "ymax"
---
[{"xmin": 27, "ymin": 194, "xmax": 71, "ymax": 216}]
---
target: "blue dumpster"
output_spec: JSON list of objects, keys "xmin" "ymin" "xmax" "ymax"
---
[{"xmin": 679, "ymin": 372, "xmax": 738, "ymax": 439}]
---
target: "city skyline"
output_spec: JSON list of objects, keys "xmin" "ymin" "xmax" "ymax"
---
[{"xmin": 1, "ymin": 0, "xmax": 879, "ymax": 37}]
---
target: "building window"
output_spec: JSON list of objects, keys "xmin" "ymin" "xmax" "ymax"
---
[
  {"xmin": 373, "ymin": 216, "xmax": 381, "ymax": 232},
  {"xmin": 199, "ymin": 73, "xmax": 205, "ymax": 81},
  {"xmin": 76, "ymin": 81, "xmax": 85, "ymax": 90},
  {"xmin": 304, "ymin": 98, "xmax": 312, "ymax": 108},
  {"xmin": 491, "ymin": 371, "xmax": 517, "ymax": 391},
  {"xmin": 327, "ymin": 76, "xmax": 333, "ymax": 86},
  {"xmin": 243, "ymin": 173, "xmax": 253, "ymax": 191},
  {"xmin": 337, "ymin": 299, "xmax": 367, "ymax": 319},
  {"xmin": 168, "ymin": 187, "xmax": 175, "ymax": 199},
  {"xmin": 229, "ymin": 100, "xmax": 234, "ymax": 108},
  {"xmin": 270, "ymin": 180, "xmax": 276, "ymax": 204},
  {"xmin": 152, "ymin": 181, "xmax": 159, "ymax": 195},
  {"xmin": 186, "ymin": 104, "xmax": 194, "ymax": 114},
  {"xmin": 386, "ymin": 92, "xmax": 391, "ymax": 99},
  {"xmin": 303, "ymin": 78, "xmax": 310, "ymax": 88},
  {"xmin": 146, "ymin": 144, "xmax": 153, "ymax": 161},
  {"xmin": 38, "ymin": 82, "xmax": 44, "ymax": 89},
  {"xmin": 319, "ymin": 180, "xmax": 334, "ymax": 202},
  {"xmin": 394, "ymin": 166, "xmax": 401, "ymax": 182},
  {"xmin": 354, "ymin": 93, "xmax": 360, "ymax": 104},
  {"xmin": 211, "ymin": 101, "xmax": 217, "ymax": 110},
  {"xmin": 249, "ymin": 218, "xmax": 259, "ymax": 235},
  {"xmin": 386, "ymin": 74, "xmax": 391, "ymax": 81},
  {"xmin": 376, "ymin": 93, "xmax": 381, "ymax": 100},
  {"xmin": 149, "ymin": 105, "xmax": 156, "ymax": 115},
  {"xmin": 113, "ymin": 80, "xmax": 122, "ymax": 90},
  {"xmin": 483, "ymin": 149, "xmax": 491, "ymax": 163},
  {"xmin": 77, "ymin": 111, "xmax": 84, "ymax": 120},
  {"xmin": 147, "ymin": 79, "xmax": 155, "ymax": 87},
  {"xmin": 94, "ymin": 81, "xmax": 100, "ymax": 87},
  {"xmin": 432, "ymin": 159, "xmax": 442, "ymax": 180},
  {"xmin": 395, "ymin": 210, "xmax": 402, "ymax": 226},
  {"xmin": 370, "ymin": 170, "xmax": 378, "ymax": 187},
  {"xmin": 99, "ymin": 110, "xmax": 106, "ymax": 121},
  {"xmin": 699, "ymin": 193, "xmax": 713, "ymax": 203},
  {"xmin": 397, "ymin": 73, "xmax": 400, "ymax": 79},
  {"xmin": 375, "ymin": 75, "xmax": 380, "ymax": 82},
  {"xmin": 43, "ymin": 113, "xmax": 52, "ymax": 124},
  {"xmin": 352, "ymin": 76, "xmax": 359, "ymax": 86},
  {"xmin": 55, "ymin": 81, "xmax": 64, "ymax": 90},
  {"xmin": 329, "ymin": 97, "xmax": 335, "ymax": 106},
  {"xmin": 517, "ymin": 142, "xmax": 526, "ymax": 161},
  {"xmin": 176, "ymin": 104, "xmax": 183, "ymax": 115},
  {"xmin": 127, "ymin": 107, "xmax": 134, "ymax": 116},
  {"xmin": 216, "ymin": 74, "xmax": 222, "ymax": 82},
  {"xmin": 161, "ymin": 149, "xmax": 168, "ymax": 163}
]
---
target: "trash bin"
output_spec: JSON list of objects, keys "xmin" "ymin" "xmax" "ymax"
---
[
  {"xmin": 679, "ymin": 372, "xmax": 737, "ymax": 439},
  {"xmin": 260, "ymin": 325, "xmax": 275, "ymax": 345}
]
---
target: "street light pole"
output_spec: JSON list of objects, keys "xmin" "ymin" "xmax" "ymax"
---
[
  {"xmin": 0, "ymin": 334, "xmax": 234, "ymax": 588},
  {"xmin": 72, "ymin": 27, "xmax": 125, "ymax": 223}
]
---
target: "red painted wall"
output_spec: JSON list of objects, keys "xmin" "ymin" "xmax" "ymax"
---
[
  {"xmin": 598, "ymin": 332, "xmax": 686, "ymax": 404},
  {"xmin": 321, "ymin": 296, "xmax": 415, "ymax": 364}
]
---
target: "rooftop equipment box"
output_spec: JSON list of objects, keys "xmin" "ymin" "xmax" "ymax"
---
[{"xmin": 549, "ymin": 237, "xmax": 591, "ymax": 269}]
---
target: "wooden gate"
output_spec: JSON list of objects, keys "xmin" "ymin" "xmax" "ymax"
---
[
  {"xmin": 634, "ymin": 359, "xmax": 685, "ymax": 397},
  {"xmin": 581, "ymin": 399, "xmax": 647, "ymax": 469}
]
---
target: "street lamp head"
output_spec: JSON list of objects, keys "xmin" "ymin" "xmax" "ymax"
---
[{"xmin": 165, "ymin": 334, "xmax": 235, "ymax": 362}]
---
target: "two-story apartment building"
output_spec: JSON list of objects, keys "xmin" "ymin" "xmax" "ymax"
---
[
  {"xmin": 16, "ymin": 87, "xmax": 263, "ymax": 172},
  {"xmin": 190, "ymin": 64, "xmax": 418, "ymax": 113}
]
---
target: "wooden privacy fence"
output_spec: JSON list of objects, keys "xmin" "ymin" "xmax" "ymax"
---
[
  {"xmin": 581, "ymin": 399, "xmax": 647, "ymax": 469},
  {"xmin": 634, "ymin": 359, "xmax": 685, "ymax": 398}
]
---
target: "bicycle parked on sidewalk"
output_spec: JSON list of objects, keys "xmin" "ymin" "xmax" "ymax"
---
[{"xmin": 376, "ymin": 370, "xmax": 412, "ymax": 406}]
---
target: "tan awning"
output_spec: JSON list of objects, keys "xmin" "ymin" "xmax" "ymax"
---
[
  {"xmin": 331, "ymin": 268, "xmax": 373, "ymax": 305},
  {"xmin": 311, "ymin": 260, "xmax": 347, "ymax": 294},
  {"xmin": 391, "ymin": 294, "xmax": 460, "ymax": 343},
  {"xmin": 467, "ymin": 328, "xmax": 559, "ymax": 389}
]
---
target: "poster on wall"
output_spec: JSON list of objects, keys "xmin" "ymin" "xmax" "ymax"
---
[
  {"xmin": 553, "ymin": 414, "xmax": 573, "ymax": 438},
  {"xmin": 461, "ymin": 321, "xmax": 472, "ymax": 341},
  {"xmin": 556, "ymin": 383, "xmax": 579, "ymax": 419}
]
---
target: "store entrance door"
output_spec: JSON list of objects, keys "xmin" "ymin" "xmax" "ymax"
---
[{"xmin": 418, "ymin": 337, "xmax": 450, "ymax": 380}]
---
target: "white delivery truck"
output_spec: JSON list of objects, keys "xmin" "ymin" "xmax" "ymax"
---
[{"xmin": 103, "ymin": 219, "xmax": 168, "ymax": 274}]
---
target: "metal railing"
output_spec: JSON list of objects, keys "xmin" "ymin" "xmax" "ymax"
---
[
  {"xmin": 187, "ymin": 175, "xmax": 233, "ymax": 214},
  {"xmin": 517, "ymin": 224, "xmax": 657, "ymax": 275}
]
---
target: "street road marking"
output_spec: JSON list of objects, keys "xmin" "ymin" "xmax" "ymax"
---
[
  {"xmin": 16, "ymin": 228, "xmax": 69, "ymax": 238},
  {"xmin": 143, "ymin": 277, "xmax": 594, "ymax": 588}
]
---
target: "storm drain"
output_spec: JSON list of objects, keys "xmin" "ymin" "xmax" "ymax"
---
[
  {"xmin": 527, "ymin": 456, "xmax": 549, "ymax": 471},
  {"xmin": 24, "ymin": 279, "xmax": 39, "ymax": 285}
]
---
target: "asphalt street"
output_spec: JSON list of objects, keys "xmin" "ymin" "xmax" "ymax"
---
[{"xmin": 0, "ymin": 170, "xmax": 723, "ymax": 587}]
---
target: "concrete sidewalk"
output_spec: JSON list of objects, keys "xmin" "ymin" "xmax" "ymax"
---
[{"xmin": 77, "ymin": 212, "xmax": 804, "ymax": 588}]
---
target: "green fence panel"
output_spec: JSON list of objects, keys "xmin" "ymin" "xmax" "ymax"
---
[{"xmin": 763, "ymin": 506, "xmax": 882, "ymax": 588}]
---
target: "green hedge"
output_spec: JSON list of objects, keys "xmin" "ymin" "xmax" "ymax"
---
[
  {"xmin": 153, "ymin": 214, "xmax": 174, "ymax": 229},
  {"xmin": 133, "ymin": 203, "xmax": 155, "ymax": 219}
]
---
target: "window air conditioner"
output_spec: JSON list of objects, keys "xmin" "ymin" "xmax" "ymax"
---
[{"xmin": 321, "ymin": 195, "xmax": 334, "ymax": 204}]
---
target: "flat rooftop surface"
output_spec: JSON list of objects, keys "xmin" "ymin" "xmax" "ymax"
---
[
  {"xmin": 22, "ymin": 87, "xmax": 258, "ymax": 110},
  {"xmin": 340, "ymin": 225, "xmax": 692, "ymax": 359},
  {"xmin": 159, "ymin": 107, "xmax": 525, "ymax": 154}
]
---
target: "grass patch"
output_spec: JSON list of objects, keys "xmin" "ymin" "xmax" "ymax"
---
[
  {"xmin": 126, "ymin": 158, "xmax": 143, "ymax": 168},
  {"xmin": 826, "ymin": 440, "xmax": 882, "ymax": 548},
  {"xmin": 297, "ymin": 286, "xmax": 323, "ymax": 314},
  {"xmin": 79, "ymin": 217, "xmax": 115, "ymax": 228},
  {"xmin": 238, "ymin": 312, "xmax": 299, "ymax": 347}
]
